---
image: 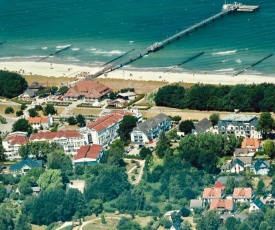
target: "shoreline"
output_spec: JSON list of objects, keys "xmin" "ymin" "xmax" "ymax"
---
[{"xmin": 0, "ymin": 61, "xmax": 275, "ymax": 85}]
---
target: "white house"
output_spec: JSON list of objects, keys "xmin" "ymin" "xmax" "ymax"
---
[
  {"xmin": 252, "ymin": 159, "xmax": 270, "ymax": 175},
  {"xmin": 29, "ymin": 130, "xmax": 88, "ymax": 155},
  {"xmin": 249, "ymin": 198, "xmax": 264, "ymax": 213},
  {"xmin": 2, "ymin": 132, "xmax": 29, "ymax": 159},
  {"xmin": 213, "ymin": 114, "xmax": 262, "ymax": 139},
  {"xmin": 130, "ymin": 113, "xmax": 171, "ymax": 145},
  {"xmin": 28, "ymin": 114, "xmax": 53, "ymax": 130},
  {"xmin": 233, "ymin": 188, "xmax": 254, "ymax": 203}
]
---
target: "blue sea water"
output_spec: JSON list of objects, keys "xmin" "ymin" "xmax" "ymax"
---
[{"xmin": 0, "ymin": 0, "xmax": 274, "ymax": 76}]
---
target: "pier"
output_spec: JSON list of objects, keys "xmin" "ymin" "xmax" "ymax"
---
[
  {"xmin": 36, "ymin": 45, "xmax": 73, "ymax": 62},
  {"xmin": 87, "ymin": 3, "xmax": 259, "ymax": 80},
  {"xmin": 101, "ymin": 48, "xmax": 135, "ymax": 67}
]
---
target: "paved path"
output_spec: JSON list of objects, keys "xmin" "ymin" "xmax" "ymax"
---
[
  {"xmin": 0, "ymin": 114, "xmax": 19, "ymax": 133},
  {"xmin": 80, "ymin": 217, "xmax": 121, "ymax": 230}
]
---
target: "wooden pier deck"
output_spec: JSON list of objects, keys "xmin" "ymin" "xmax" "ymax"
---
[{"xmin": 86, "ymin": 3, "xmax": 258, "ymax": 80}]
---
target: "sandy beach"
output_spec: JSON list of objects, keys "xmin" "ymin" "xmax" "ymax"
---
[{"xmin": 0, "ymin": 61, "xmax": 275, "ymax": 85}]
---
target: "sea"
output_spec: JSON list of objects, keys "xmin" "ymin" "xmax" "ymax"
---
[{"xmin": 0, "ymin": 0, "xmax": 274, "ymax": 76}]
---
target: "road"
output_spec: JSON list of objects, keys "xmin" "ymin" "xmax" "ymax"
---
[
  {"xmin": 0, "ymin": 114, "xmax": 19, "ymax": 133},
  {"xmin": 125, "ymin": 159, "xmax": 145, "ymax": 185}
]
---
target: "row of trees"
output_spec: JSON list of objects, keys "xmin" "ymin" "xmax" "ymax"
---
[{"xmin": 155, "ymin": 83, "xmax": 275, "ymax": 112}]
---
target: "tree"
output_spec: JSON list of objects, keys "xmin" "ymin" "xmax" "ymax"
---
[
  {"xmin": 0, "ymin": 208, "xmax": 14, "ymax": 229},
  {"xmin": 180, "ymin": 207, "xmax": 191, "ymax": 217},
  {"xmin": 209, "ymin": 113, "xmax": 220, "ymax": 127},
  {"xmin": 171, "ymin": 115, "xmax": 181, "ymax": 123},
  {"xmin": 0, "ymin": 140, "xmax": 6, "ymax": 162},
  {"xmin": 18, "ymin": 180, "xmax": 33, "ymax": 195},
  {"xmin": 246, "ymin": 211, "xmax": 264, "ymax": 230},
  {"xmin": 224, "ymin": 217, "xmax": 240, "ymax": 230},
  {"xmin": 196, "ymin": 211, "xmax": 220, "ymax": 230},
  {"xmin": 225, "ymin": 177, "xmax": 235, "ymax": 195},
  {"xmin": 0, "ymin": 183, "xmax": 6, "ymax": 202},
  {"xmin": 47, "ymin": 150, "xmax": 73, "ymax": 177},
  {"xmin": 50, "ymin": 86, "xmax": 58, "ymax": 95},
  {"xmin": 58, "ymin": 86, "xmax": 69, "ymax": 94},
  {"xmin": 179, "ymin": 120, "xmax": 194, "ymax": 134},
  {"xmin": 117, "ymin": 115, "xmax": 138, "ymax": 142},
  {"xmin": 28, "ymin": 108, "xmax": 38, "ymax": 117},
  {"xmin": 271, "ymin": 177, "xmax": 275, "ymax": 198},
  {"xmin": 257, "ymin": 112, "xmax": 274, "ymax": 139},
  {"xmin": 43, "ymin": 104, "xmax": 57, "ymax": 115},
  {"xmin": 263, "ymin": 140, "xmax": 275, "ymax": 158},
  {"xmin": 21, "ymin": 104, "xmax": 27, "ymax": 110},
  {"xmin": 12, "ymin": 118, "xmax": 32, "ymax": 135},
  {"xmin": 259, "ymin": 221, "xmax": 270, "ymax": 230},
  {"xmin": 88, "ymin": 199, "xmax": 103, "ymax": 216},
  {"xmin": 257, "ymin": 179, "xmax": 265, "ymax": 196},
  {"xmin": 139, "ymin": 147, "xmax": 152, "ymax": 159},
  {"xmin": 101, "ymin": 213, "xmax": 106, "ymax": 224},
  {"xmin": 166, "ymin": 128, "xmax": 179, "ymax": 141},
  {"xmin": 5, "ymin": 106, "xmax": 14, "ymax": 114},
  {"xmin": 14, "ymin": 215, "xmax": 31, "ymax": 230},
  {"xmin": 67, "ymin": 116, "xmax": 77, "ymax": 125},
  {"xmin": 76, "ymin": 114, "xmax": 86, "ymax": 127},
  {"xmin": 37, "ymin": 169, "xmax": 63, "ymax": 190},
  {"xmin": 0, "ymin": 70, "xmax": 28, "ymax": 98},
  {"xmin": 16, "ymin": 110, "xmax": 23, "ymax": 117},
  {"xmin": 34, "ymin": 105, "xmax": 43, "ymax": 111},
  {"xmin": 117, "ymin": 217, "xmax": 142, "ymax": 230},
  {"xmin": 155, "ymin": 131, "xmax": 170, "ymax": 158}
]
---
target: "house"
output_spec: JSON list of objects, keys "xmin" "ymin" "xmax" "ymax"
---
[
  {"xmin": 192, "ymin": 118, "xmax": 212, "ymax": 135},
  {"xmin": 63, "ymin": 80, "xmax": 111, "ymax": 102},
  {"xmin": 20, "ymin": 88, "xmax": 36, "ymax": 100},
  {"xmin": 213, "ymin": 114, "xmax": 262, "ymax": 138},
  {"xmin": 28, "ymin": 114, "xmax": 53, "ymax": 130},
  {"xmin": 107, "ymin": 99, "xmax": 126, "ymax": 108},
  {"xmin": 73, "ymin": 144, "xmax": 104, "ymax": 166},
  {"xmin": 117, "ymin": 92, "xmax": 136, "ymax": 101},
  {"xmin": 9, "ymin": 158, "xmax": 43, "ymax": 175},
  {"xmin": 202, "ymin": 187, "xmax": 224, "ymax": 203},
  {"xmin": 30, "ymin": 130, "xmax": 88, "ymax": 155},
  {"xmin": 249, "ymin": 198, "xmax": 264, "ymax": 213},
  {"xmin": 252, "ymin": 159, "xmax": 270, "ymax": 175},
  {"xmin": 2, "ymin": 132, "xmax": 29, "ymax": 159},
  {"xmin": 241, "ymin": 138, "xmax": 261, "ymax": 152},
  {"xmin": 190, "ymin": 199, "xmax": 203, "ymax": 210},
  {"xmin": 210, "ymin": 199, "xmax": 235, "ymax": 213},
  {"xmin": 31, "ymin": 187, "xmax": 41, "ymax": 196},
  {"xmin": 130, "ymin": 113, "xmax": 171, "ymax": 145},
  {"xmin": 233, "ymin": 188, "xmax": 254, "ymax": 203},
  {"xmin": 229, "ymin": 158, "xmax": 245, "ymax": 174},
  {"xmin": 214, "ymin": 181, "xmax": 225, "ymax": 191},
  {"xmin": 28, "ymin": 82, "xmax": 44, "ymax": 92}
]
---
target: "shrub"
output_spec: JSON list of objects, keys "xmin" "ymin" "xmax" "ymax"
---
[
  {"xmin": 16, "ymin": 110, "xmax": 24, "ymax": 117},
  {"xmin": 5, "ymin": 106, "xmax": 14, "ymax": 114},
  {"xmin": 20, "ymin": 104, "xmax": 27, "ymax": 110}
]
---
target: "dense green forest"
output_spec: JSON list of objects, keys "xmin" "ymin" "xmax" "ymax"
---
[
  {"xmin": 155, "ymin": 83, "xmax": 275, "ymax": 112},
  {"xmin": 0, "ymin": 70, "xmax": 28, "ymax": 98}
]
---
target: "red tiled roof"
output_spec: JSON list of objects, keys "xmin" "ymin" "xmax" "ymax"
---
[
  {"xmin": 64, "ymin": 80, "xmax": 111, "ymax": 99},
  {"xmin": 210, "ymin": 199, "xmax": 234, "ymax": 211},
  {"xmin": 5, "ymin": 135, "xmax": 29, "ymax": 145},
  {"xmin": 241, "ymin": 138, "xmax": 260, "ymax": 149},
  {"xmin": 87, "ymin": 113, "xmax": 124, "ymax": 132},
  {"xmin": 28, "ymin": 117, "xmax": 48, "ymax": 124},
  {"xmin": 202, "ymin": 188, "xmax": 222, "ymax": 199},
  {"xmin": 233, "ymin": 188, "xmax": 252, "ymax": 199},
  {"xmin": 214, "ymin": 181, "xmax": 225, "ymax": 191},
  {"xmin": 30, "ymin": 130, "xmax": 82, "ymax": 141},
  {"xmin": 74, "ymin": 144, "xmax": 102, "ymax": 160}
]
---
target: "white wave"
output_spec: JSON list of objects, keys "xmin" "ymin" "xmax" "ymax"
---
[
  {"xmin": 214, "ymin": 68, "xmax": 234, "ymax": 72},
  {"xmin": 71, "ymin": 48, "xmax": 80, "ymax": 51},
  {"xmin": 42, "ymin": 47, "xmax": 48, "ymax": 50},
  {"xmin": 66, "ymin": 57, "xmax": 79, "ymax": 61},
  {"xmin": 129, "ymin": 41, "xmax": 134, "ymax": 43},
  {"xmin": 93, "ymin": 49, "xmax": 124, "ymax": 56},
  {"xmin": 221, "ymin": 60, "xmax": 228, "ymax": 63},
  {"xmin": 236, "ymin": 59, "xmax": 242, "ymax": 63},
  {"xmin": 56, "ymin": 44, "xmax": 71, "ymax": 50},
  {"xmin": 212, "ymin": 50, "xmax": 237, "ymax": 55}
]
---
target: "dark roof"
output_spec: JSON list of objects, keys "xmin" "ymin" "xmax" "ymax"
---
[
  {"xmin": 190, "ymin": 199, "xmax": 203, "ymax": 208},
  {"xmin": 23, "ymin": 88, "xmax": 36, "ymax": 97},
  {"xmin": 9, "ymin": 158, "xmax": 42, "ymax": 172},
  {"xmin": 217, "ymin": 114, "xmax": 259, "ymax": 128},
  {"xmin": 230, "ymin": 158, "xmax": 245, "ymax": 169},
  {"xmin": 194, "ymin": 118, "xmax": 212, "ymax": 134},
  {"xmin": 234, "ymin": 148, "xmax": 249, "ymax": 156},
  {"xmin": 134, "ymin": 113, "xmax": 170, "ymax": 136},
  {"xmin": 253, "ymin": 198, "xmax": 264, "ymax": 209},
  {"xmin": 254, "ymin": 159, "xmax": 270, "ymax": 172}
]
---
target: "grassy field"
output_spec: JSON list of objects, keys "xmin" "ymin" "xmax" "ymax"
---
[
  {"xmin": 71, "ymin": 108, "xmax": 102, "ymax": 116},
  {"xmin": 83, "ymin": 218, "xmax": 119, "ymax": 230},
  {"xmin": 23, "ymin": 74, "xmax": 74, "ymax": 87},
  {"xmin": 0, "ymin": 103, "xmax": 20, "ymax": 117},
  {"xmin": 31, "ymin": 224, "xmax": 47, "ymax": 230}
]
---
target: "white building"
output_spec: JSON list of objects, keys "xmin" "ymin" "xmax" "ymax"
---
[
  {"xmin": 29, "ymin": 130, "xmax": 88, "ymax": 155},
  {"xmin": 2, "ymin": 132, "xmax": 29, "ymax": 159},
  {"xmin": 130, "ymin": 113, "xmax": 171, "ymax": 145},
  {"xmin": 213, "ymin": 114, "xmax": 262, "ymax": 138},
  {"xmin": 73, "ymin": 144, "xmax": 104, "ymax": 166},
  {"xmin": 28, "ymin": 114, "xmax": 53, "ymax": 130}
]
